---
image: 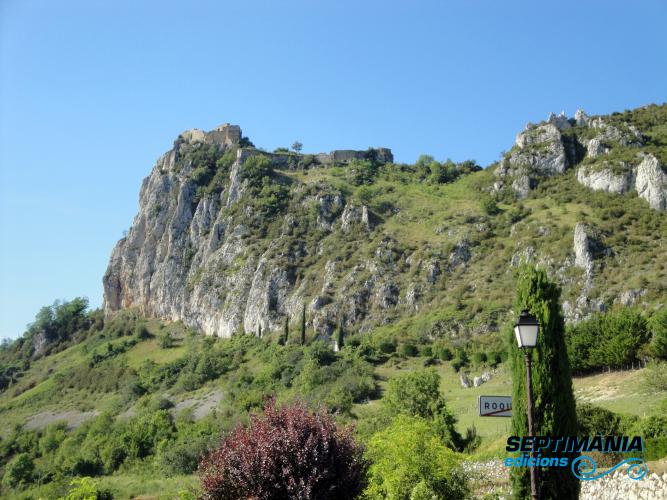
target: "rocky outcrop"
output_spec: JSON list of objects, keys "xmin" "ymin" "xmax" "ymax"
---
[
  {"xmin": 103, "ymin": 125, "xmax": 412, "ymax": 338},
  {"xmin": 577, "ymin": 154, "xmax": 667, "ymax": 211},
  {"xmin": 635, "ymin": 154, "xmax": 667, "ymax": 211},
  {"xmin": 573, "ymin": 223, "xmax": 595, "ymax": 277},
  {"xmin": 340, "ymin": 204, "xmax": 370, "ymax": 233},
  {"xmin": 494, "ymin": 113, "xmax": 576, "ymax": 197},
  {"xmin": 577, "ymin": 163, "xmax": 635, "ymax": 194}
]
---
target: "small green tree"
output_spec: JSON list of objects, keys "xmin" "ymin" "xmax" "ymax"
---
[
  {"xmin": 159, "ymin": 332, "xmax": 174, "ymax": 349},
  {"xmin": 291, "ymin": 141, "xmax": 303, "ymax": 153},
  {"xmin": 280, "ymin": 316, "xmax": 289, "ymax": 346},
  {"xmin": 382, "ymin": 368, "xmax": 462, "ymax": 449},
  {"xmin": 364, "ymin": 415, "xmax": 468, "ymax": 499},
  {"xmin": 508, "ymin": 266, "xmax": 579, "ymax": 499},
  {"xmin": 650, "ymin": 309, "xmax": 667, "ymax": 360},
  {"xmin": 336, "ymin": 321, "xmax": 345, "ymax": 350},
  {"xmin": 2, "ymin": 452, "xmax": 34, "ymax": 488},
  {"xmin": 300, "ymin": 305, "xmax": 306, "ymax": 345}
]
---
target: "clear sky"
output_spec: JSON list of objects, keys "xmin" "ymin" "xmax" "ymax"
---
[{"xmin": 1, "ymin": 0, "xmax": 666, "ymax": 340}]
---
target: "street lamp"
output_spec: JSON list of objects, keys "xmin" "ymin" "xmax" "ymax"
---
[{"xmin": 515, "ymin": 309, "xmax": 540, "ymax": 500}]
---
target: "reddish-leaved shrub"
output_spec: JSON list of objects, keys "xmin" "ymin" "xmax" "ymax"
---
[{"xmin": 199, "ymin": 399, "xmax": 367, "ymax": 499}]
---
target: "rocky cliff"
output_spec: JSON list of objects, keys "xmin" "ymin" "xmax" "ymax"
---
[{"xmin": 104, "ymin": 105, "xmax": 667, "ymax": 337}]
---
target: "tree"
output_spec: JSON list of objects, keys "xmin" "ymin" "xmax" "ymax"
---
[
  {"xmin": 2, "ymin": 452, "xmax": 34, "ymax": 488},
  {"xmin": 382, "ymin": 368, "xmax": 462, "ymax": 450},
  {"xmin": 280, "ymin": 316, "xmax": 289, "ymax": 346},
  {"xmin": 650, "ymin": 309, "xmax": 667, "ymax": 360},
  {"xmin": 291, "ymin": 141, "xmax": 303, "ymax": 153},
  {"xmin": 159, "ymin": 332, "xmax": 173, "ymax": 349},
  {"xmin": 364, "ymin": 415, "xmax": 467, "ymax": 499},
  {"xmin": 335, "ymin": 321, "xmax": 345, "ymax": 350},
  {"xmin": 300, "ymin": 305, "xmax": 306, "ymax": 345},
  {"xmin": 199, "ymin": 400, "xmax": 367, "ymax": 499},
  {"xmin": 508, "ymin": 266, "xmax": 579, "ymax": 499}
]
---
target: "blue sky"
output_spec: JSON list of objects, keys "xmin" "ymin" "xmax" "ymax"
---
[{"xmin": 1, "ymin": 0, "xmax": 666, "ymax": 340}]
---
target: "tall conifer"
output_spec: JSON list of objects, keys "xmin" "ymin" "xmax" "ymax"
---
[
  {"xmin": 508, "ymin": 266, "xmax": 579, "ymax": 499},
  {"xmin": 280, "ymin": 316, "xmax": 288, "ymax": 345},
  {"xmin": 300, "ymin": 305, "xmax": 306, "ymax": 345}
]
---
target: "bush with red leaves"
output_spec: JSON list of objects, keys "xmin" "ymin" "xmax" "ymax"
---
[{"xmin": 198, "ymin": 400, "xmax": 367, "ymax": 500}]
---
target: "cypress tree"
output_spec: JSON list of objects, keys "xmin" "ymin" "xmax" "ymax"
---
[
  {"xmin": 300, "ymin": 305, "xmax": 306, "ymax": 345},
  {"xmin": 280, "ymin": 316, "xmax": 288, "ymax": 346},
  {"xmin": 508, "ymin": 266, "xmax": 579, "ymax": 499},
  {"xmin": 336, "ymin": 320, "xmax": 345, "ymax": 350}
]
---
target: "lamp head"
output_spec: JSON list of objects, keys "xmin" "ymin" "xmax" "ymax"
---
[{"xmin": 514, "ymin": 309, "xmax": 539, "ymax": 348}]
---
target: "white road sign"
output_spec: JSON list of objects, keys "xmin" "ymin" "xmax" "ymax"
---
[{"xmin": 479, "ymin": 395, "xmax": 512, "ymax": 417}]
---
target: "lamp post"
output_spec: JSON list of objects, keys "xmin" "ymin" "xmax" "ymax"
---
[{"xmin": 515, "ymin": 309, "xmax": 540, "ymax": 500}]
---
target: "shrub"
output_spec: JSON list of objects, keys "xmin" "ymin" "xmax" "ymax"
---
[
  {"xmin": 382, "ymin": 369, "xmax": 462, "ymax": 449},
  {"xmin": 378, "ymin": 341, "xmax": 396, "ymax": 354},
  {"xmin": 650, "ymin": 309, "xmax": 667, "ymax": 360},
  {"xmin": 62, "ymin": 477, "xmax": 113, "ymax": 500},
  {"xmin": 576, "ymin": 403, "xmax": 626, "ymax": 435},
  {"xmin": 199, "ymin": 400, "xmax": 367, "ymax": 500},
  {"xmin": 480, "ymin": 196, "xmax": 500, "ymax": 215},
  {"xmin": 399, "ymin": 343, "xmax": 418, "ymax": 357},
  {"xmin": 159, "ymin": 332, "xmax": 174, "ymax": 349},
  {"xmin": 472, "ymin": 351, "xmax": 487, "ymax": 365},
  {"xmin": 134, "ymin": 324, "xmax": 151, "ymax": 340},
  {"xmin": 566, "ymin": 308, "xmax": 650, "ymax": 372},
  {"xmin": 643, "ymin": 361, "xmax": 667, "ymax": 391},
  {"xmin": 2, "ymin": 452, "xmax": 35, "ymax": 488},
  {"xmin": 364, "ymin": 415, "xmax": 467, "ymax": 499}
]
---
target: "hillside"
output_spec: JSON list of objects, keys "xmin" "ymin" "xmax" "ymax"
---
[
  {"xmin": 104, "ymin": 105, "xmax": 667, "ymax": 341},
  {"xmin": 1, "ymin": 308, "xmax": 666, "ymax": 498},
  {"xmin": 1, "ymin": 103, "xmax": 667, "ymax": 498}
]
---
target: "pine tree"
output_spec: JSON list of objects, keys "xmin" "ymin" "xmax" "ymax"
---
[
  {"xmin": 300, "ymin": 305, "xmax": 306, "ymax": 345},
  {"xmin": 509, "ymin": 266, "xmax": 579, "ymax": 499},
  {"xmin": 336, "ymin": 320, "xmax": 345, "ymax": 350},
  {"xmin": 280, "ymin": 316, "xmax": 288, "ymax": 346}
]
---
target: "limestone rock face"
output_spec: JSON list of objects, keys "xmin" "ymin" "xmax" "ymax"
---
[
  {"xmin": 494, "ymin": 115, "xmax": 575, "ymax": 197},
  {"xmin": 635, "ymin": 154, "xmax": 667, "ymax": 211},
  {"xmin": 576, "ymin": 164, "xmax": 635, "ymax": 194},
  {"xmin": 103, "ymin": 125, "xmax": 439, "ymax": 338},
  {"xmin": 573, "ymin": 223, "xmax": 594, "ymax": 277},
  {"xmin": 576, "ymin": 154, "xmax": 666, "ymax": 211}
]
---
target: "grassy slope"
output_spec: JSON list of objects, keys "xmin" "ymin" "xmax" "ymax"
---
[{"xmin": 3, "ymin": 326, "xmax": 665, "ymax": 498}]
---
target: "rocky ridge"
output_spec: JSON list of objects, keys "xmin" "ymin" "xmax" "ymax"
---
[
  {"xmin": 104, "ymin": 105, "xmax": 667, "ymax": 338},
  {"xmin": 494, "ymin": 108, "xmax": 667, "ymax": 211}
]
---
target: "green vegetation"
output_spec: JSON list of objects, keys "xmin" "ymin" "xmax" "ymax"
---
[
  {"xmin": 0, "ymin": 298, "xmax": 665, "ymax": 497},
  {"xmin": 566, "ymin": 308, "xmax": 651, "ymax": 372},
  {"xmin": 364, "ymin": 415, "xmax": 468, "ymax": 499},
  {"xmin": 509, "ymin": 267, "xmax": 579, "ymax": 500}
]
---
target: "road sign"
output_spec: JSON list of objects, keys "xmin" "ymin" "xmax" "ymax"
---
[{"xmin": 479, "ymin": 395, "xmax": 512, "ymax": 417}]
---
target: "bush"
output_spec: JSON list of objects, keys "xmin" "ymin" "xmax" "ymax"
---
[
  {"xmin": 159, "ymin": 332, "xmax": 174, "ymax": 349},
  {"xmin": 643, "ymin": 361, "xmax": 667, "ymax": 391},
  {"xmin": 399, "ymin": 343, "xmax": 418, "ymax": 357},
  {"xmin": 650, "ymin": 309, "xmax": 667, "ymax": 360},
  {"xmin": 199, "ymin": 400, "xmax": 367, "ymax": 499},
  {"xmin": 62, "ymin": 477, "xmax": 113, "ymax": 500},
  {"xmin": 576, "ymin": 403, "xmax": 626, "ymax": 435},
  {"xmin": 480, "ymin": 196, "xmax": 500, "ymax": 215},
  {"xmin": 134, "ymin": 324, "xmax": 151, "ymax": 340},
  {"xmin": 472, "ymin": 351, "xmax": 487, "ymax": 365},
  {"xmin": 2, "ymin": 452, "xmax": 35, "ymax": 488},
  {"xmin": 364, "ymin": 415, "xmax": 468, "ymax": 499},
  {"xmin": 566, "ymin": 308, "xmax": 650, "ymax": 372},
  {"xmin": 378, "ymin": 341, "xmax": 396, "ymax": 354},
  {"xmin": 382, "ymin": 369, "xmax": 462, "ymax": 449}
]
